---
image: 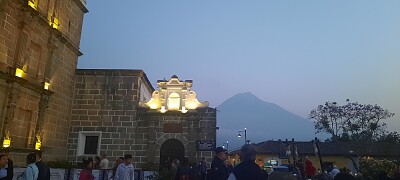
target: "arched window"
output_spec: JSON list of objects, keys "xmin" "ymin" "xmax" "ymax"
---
[{"xmin": 168, "ymin": 93, "xmax": 180, "ymax": 110}]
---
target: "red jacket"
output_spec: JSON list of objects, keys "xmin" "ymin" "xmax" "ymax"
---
[
  {"xmin": 305, "ymin": 160, "xmax": 316, "ymax": 177},
  {"xmin": 79, "ymin": 169, "xmax": 94, "ymax": 180}
]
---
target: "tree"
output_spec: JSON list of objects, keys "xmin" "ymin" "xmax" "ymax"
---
[
  {"xmin": 309, "ymin": 100, "xmax": 396, "ymax": 142},
  {"xmin": 309, "ymin": 101, "xmax": 346, "ymax": 140}
]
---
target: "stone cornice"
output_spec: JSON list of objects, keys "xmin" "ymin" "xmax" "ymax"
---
[
  {"xmin": 72, "ymin": 0, "xmax": 89, "ymax": 13},
  {"xmin": 0, "ymin": 63, "xmax": 53, "ymax": 96}
]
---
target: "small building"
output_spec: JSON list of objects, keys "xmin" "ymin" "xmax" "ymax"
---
[{"xmin": 68, "ymin": 72, "xmax": 217, "ymax": 167}]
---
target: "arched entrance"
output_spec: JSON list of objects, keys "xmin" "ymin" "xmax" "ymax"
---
[{"xmin": 160, "ymin": 139, "xmax": 185, "ymax": 168}]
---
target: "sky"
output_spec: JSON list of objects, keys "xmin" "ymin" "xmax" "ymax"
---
[{"xmin": 78, "ymin": 1, "xmax": 400, "ymax": 132}]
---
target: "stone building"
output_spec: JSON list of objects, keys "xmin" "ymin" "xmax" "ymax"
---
[
  {"xmin": 0, "ymin": 0, "xmax": 88, "ymax": 164},
  {"xmin": 68, "ymin": 71, "xmax": 217, "ymax": 167}
]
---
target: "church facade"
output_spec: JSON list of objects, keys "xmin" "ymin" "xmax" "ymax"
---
[{"xmin": 0, "ymin": 0, "xmax": 88, "ymax": 164}]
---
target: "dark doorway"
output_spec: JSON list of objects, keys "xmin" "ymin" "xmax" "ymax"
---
[{"xmin": 160, "ymin": 139, "xmax": 185, "ymax": 169}]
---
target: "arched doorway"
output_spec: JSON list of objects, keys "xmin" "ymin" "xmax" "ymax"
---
[{"xmin": 160, "ymin": 139, "xmax": 185, "ymax": 169}]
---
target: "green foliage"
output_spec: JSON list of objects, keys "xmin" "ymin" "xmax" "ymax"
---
[
  {"xmin": 359, "ymin": 158, "xmax": 397, "ymax": 180},
  {"xmin": 309, "ymin": 100, "xmax": 396, "ymax": 142},
  {"xmin": 47, "ymin": 159, "xmax": 77, "ymax": 169}
]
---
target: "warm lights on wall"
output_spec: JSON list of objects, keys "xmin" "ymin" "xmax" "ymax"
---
[
  {"xmin": 15, "ymin": 68, "xmax": 24, "ymax": 77},
  {"xmin": 28, "ymin": 0, "xmax": 38, "ymax": 10},
  {"xmin": 35, "ymin": 141, "xmax": 41, "ymax": 150},
  {"xmin": 49, "ymin": 17, "xmax": 59, "ymax": 29},
  {"xmin": 2, "ymin": 139, "xmax": 10, "ymax": 148},
  {"xmin": 44, "ymin": 82, "xmax": 50, "ymax": 90},
  {"xmin": 185, "ymin": 100, "xmax": 200, "ymax": 110},
  {"xmin": 160, "ymin": 106, "xmax": 167, "ymax": 113},
  {"xmin": 142, "ymin": 75, "xmax": 209, "ymax": 113},
  {"xmin": 35, "ymin": 135, "xmax": 42, "ymax": 150},
  {"xmin": 146, "ymin": 98, "xmax": 161, "ymax": 109},
  {"xmin": 181, "ymin": 107, "xmax": 188, "ymax": 113}
]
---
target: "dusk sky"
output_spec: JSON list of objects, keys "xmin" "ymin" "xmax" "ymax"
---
[{"xmin": 78, "ymin": 1, "xmax": 400, "ymax": 132}]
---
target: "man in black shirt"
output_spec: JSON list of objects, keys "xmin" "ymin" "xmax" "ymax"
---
[
  {"xmin": 233, "ymin": 144, "xmax": 267, "ymax": 180},
  {"xmin": 35, "ymin": 150, "xmax": 50, "ymax": 180},
  {"xmin": 209, "ymin": 147, "xmax": 229, "ymax": 180}
]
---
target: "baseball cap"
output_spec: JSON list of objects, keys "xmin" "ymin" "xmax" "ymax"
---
[{"xmin": 215, "ymin": 147, "xmax": 227, "ymax": 154}]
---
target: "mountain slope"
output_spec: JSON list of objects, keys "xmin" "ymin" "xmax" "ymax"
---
[{"xmin": 217, "ymin": 92, "xmax": 318, "ymax": 150}]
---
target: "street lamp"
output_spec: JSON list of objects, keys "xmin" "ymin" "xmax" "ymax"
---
[
  {"xmin": 238, "ymin": 128, "xmax": 247, "ymax": 144},
  {"xmin": 222, "ymin": 141, "xmax": 229, "ymax": 152}
]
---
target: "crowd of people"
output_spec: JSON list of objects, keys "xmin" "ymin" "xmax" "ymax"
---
[
  {"xmin": 0, "ymin": 149, "xmax": 137, "ymax": 180},
  {"xmin": 164, "ymin": 144, "xmax": 400, "ymax": 180},
  {"xmin": 80, "ymin": 153, "xmax": 135, "ymax": 180},
  {"xmin": 0, "ymin": 149, "xmax": 50, "ymax": 180},
  {"xmin": 2, "ymin": 145, "xmax": 399, "ymax": 180}
]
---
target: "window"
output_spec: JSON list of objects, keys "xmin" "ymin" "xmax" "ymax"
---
[
  {"xmin": 167, "ymin": 93, "xmax": 180, "ymax": 110},
  {"xmin": 77, "ymin": 131, "xmax": 102, "ymax": 156},
  {"xmin": 84, "ymin": 136, "xmax": 99, "ymax": 154}
]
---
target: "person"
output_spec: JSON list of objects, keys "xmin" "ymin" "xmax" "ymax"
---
[
  {"xmin": 35, "ymin": 151, "xmax": 50, "ymax": 180},
  {"xmin": 114, "ymin": 154, "xmax": 135, "ymax": 180},
  {"xmin": 18, "ymin": 152, "xmax": 39, "ymax": 180},
  {"xmin": 329, "ymin": 165, "xmax": 340, "ymax": 179},
  {"xmin": 0, "ymin": 154, "xmax": 9, "ymax": 180},
  {"xmin": 197, "ymin": 158, "xmax": 207, "ymax": 180},
  {"xmin": 93, "ymin": 156, "xmax": 101, "ymax": 169},
  {"xmin": 209, "ymin": 147, "xmax": 229, "ymax": 180},
  {"xmin": 175, "ymin": 157, "xmax": 190, "ymax": 180},
  {"xmin": 0, "ymin": 149, "xmax": 12, "ymax": 180},
  {"xmin": 112, "ymin": 157, "xmax": 124, "ymax": 179},
  {"xmin": 224, "ymin": 158, "xmax": 233, "ymax": 174},
  {"xmin": 305, "ymin": 158, "xmax": 316, "ymax": 179},
  {"xmin": 170, "ymin": 159, "xmax": 179, "ymax": 179},
  {"xmin": 232, "ymin": 144, "xmax": 267, "ymax": 180},
  {"xmin": 297, "ymin": 159, "xmax": 306, "ymax": 178},
  {"xmin": 197, "ymin": 157, "xmax": 207, "ymax": 180},
  {"xmin": 99, "ymin": 154, "xmax": 109, "ymax": 169},
  {"xmin": 98, "ymin": 154, "xmax": 109, "ymax": 180},
  {"xmin": 79, "ymin": 158, "xmax": 94, "ymax": 180}
]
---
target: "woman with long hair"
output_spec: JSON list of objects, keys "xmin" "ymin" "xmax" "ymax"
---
[{"xmin": 79, "ymin": 158, "xmax": 94, "ymax": 180}]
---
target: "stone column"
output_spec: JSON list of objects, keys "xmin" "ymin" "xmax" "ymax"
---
[
  {"xmin": 2, "ymin": 82, "xmax": 20, "ymax": 141},
  {"xmin": 44, "ymin": 33, "xmax": 61, "ymax": 80},
  {"xmin": 34, "ymin": 93, "xmax": 50, "ymax": 148}
]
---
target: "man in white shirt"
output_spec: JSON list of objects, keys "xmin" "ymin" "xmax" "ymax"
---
[
  {"xmin": 329, "ymin": 165, "xmax": 340, "ymax": 179},
  {"xmin": 115, "ymin": 154, "xmax": 135, "ymax": 180},
  {"xmin": 99, "ymin": 154, "xmax": 109, "ymax": 169}
]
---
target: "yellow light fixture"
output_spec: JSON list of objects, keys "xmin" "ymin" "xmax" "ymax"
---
[
  {"xmin": 49, "ymin": 17, "xmax": 59, "ymax": 29},
  {"xmin": 160, "ymin": 106, "xmax": 167, "ymax": 113},
  {"xmin": 15, "ymin": 68, "xmax": 24, "ymax": 77},
  {"xmin": 146, "ymin": 98, "xmax": 161, "ymax": 109},
  {"xmin": 35, "ymin": 141, "xmax": 41, "ymax": 150},
  {"xmin": 2, "ymin": 139, "xmax": 10, "ymax": 148},
  {"xmin": 28, "ymin": 0, "xmax": 37, "ymax": 10},
  {"xmin": 186, "ymin": 101, "xmax": 199, "ymax": 110},
  {"xmin": 44, "ymin": 82, "xmax": 50, "ymax": 90},
  {"xmin": 181, "ymin": 106, "xmax": 188, "ymax": 113}
]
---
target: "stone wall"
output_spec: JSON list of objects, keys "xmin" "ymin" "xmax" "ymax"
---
[
  {"xmin": 69, "ymin": 70, "xmax": 217, "ymax": 167},
  {"xmin": 67, "ymin": 69, "xmax": 154, "ymax": 165},
  {"xmin": 0, "ymin": 0, "xmax": 87, "ymax": 165}
]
